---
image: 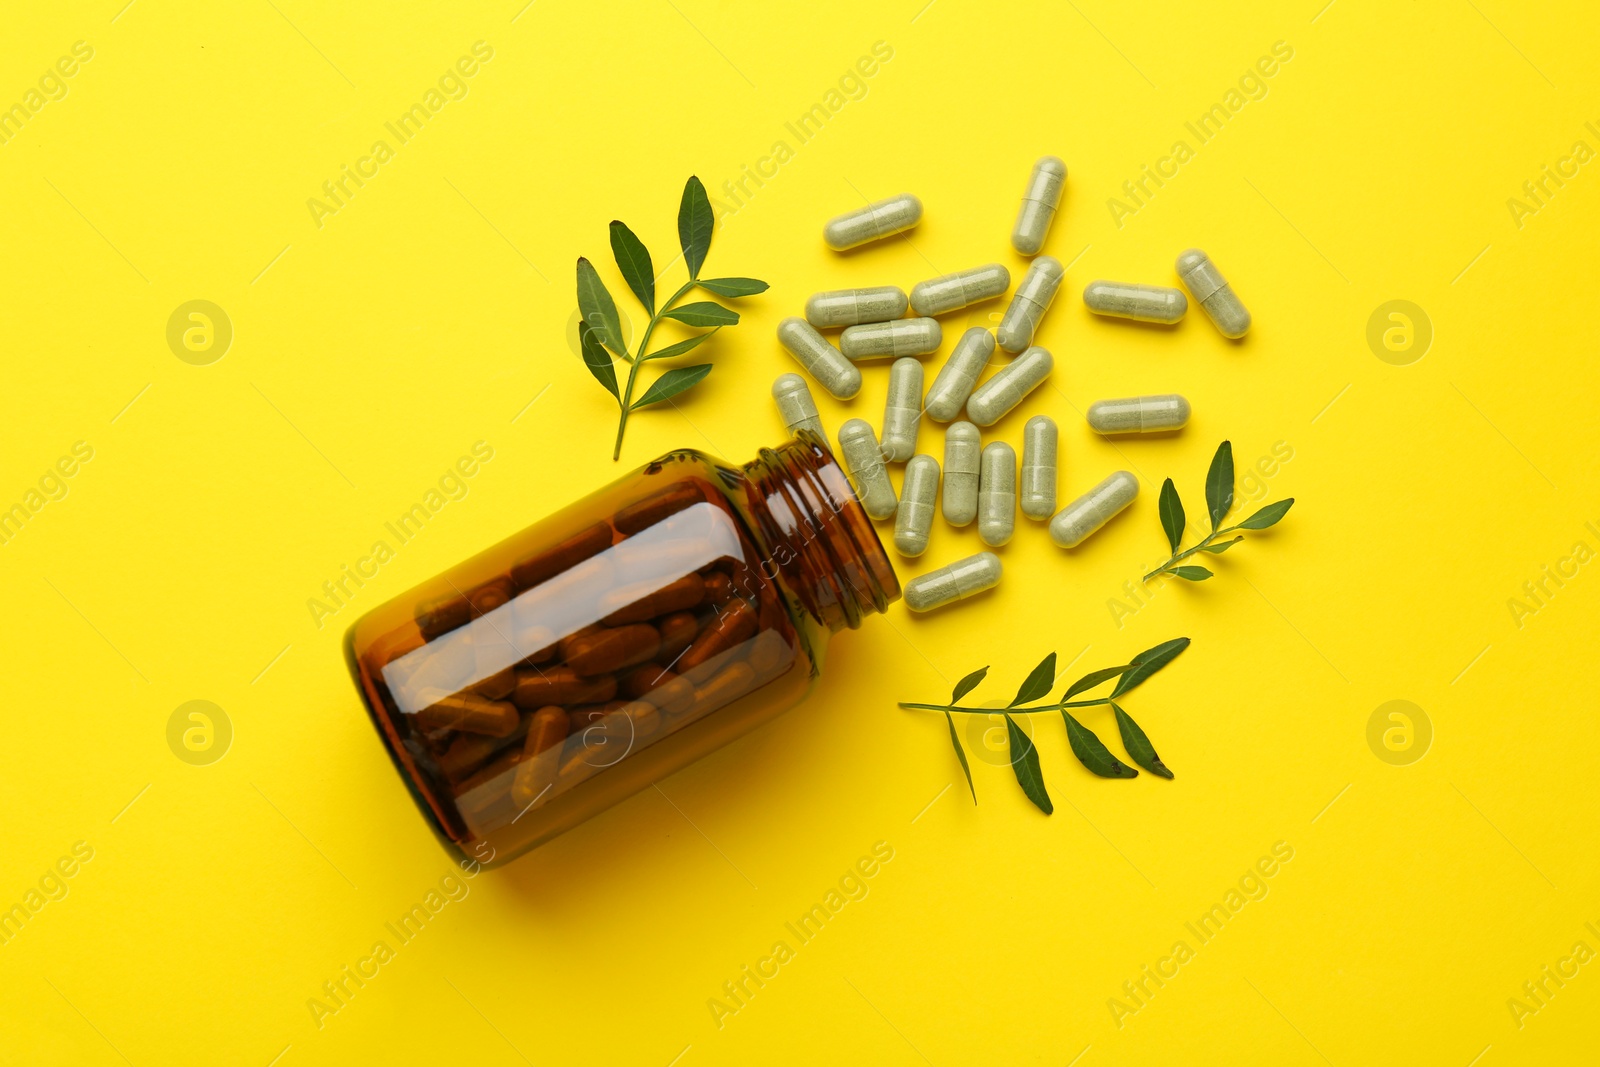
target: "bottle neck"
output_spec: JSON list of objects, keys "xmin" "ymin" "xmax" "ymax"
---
[{"xmin": 740, "ymin": 431, "xmax": 900, "ymax": 632}]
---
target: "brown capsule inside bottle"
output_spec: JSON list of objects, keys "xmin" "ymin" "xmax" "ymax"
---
[
  {"xmin": 511, "ymin": 705, "xmax": 568, "ymax": 808},
  {"xmin": 600, "ymin": 572, "xmax": 705, "ymax": 625},
  {"xmin": 414, "ymin": 693, "xmax": 519, "ymax": 737},
  {"xmin": 560, "ymin": 622, "xmax": 661, "ymax": 676},
  {"xmin": 655, "ymin": 611, "xmax": 700, "ymax": 662},
  {"xmin": 512, "ymin": 667, "xmax": 618, "ymax": 708},
  {"xmin": 345, "ymin": 433, "xmax": 899, "ymax": 867}
]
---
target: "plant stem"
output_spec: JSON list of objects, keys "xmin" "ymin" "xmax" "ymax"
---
[
  {"xmin": 899, "ymin": 697, "xmax": 1112, "ymax": 715},
  {"xmin": 635, "ymin": 280, "xmax": 697, "ymax": 364},
  {"xmin": 1142, "ymin": 522, "xmax": 1243, "ymax": 582},
  {"xmin": 612, "ymin": 360, "xmax": 641, "ymax": 460},
  {"xmin": 610, "ymin": 279, "xmax": 698, "ymax": 461}
]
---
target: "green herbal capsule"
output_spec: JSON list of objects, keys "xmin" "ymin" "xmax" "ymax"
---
[
  {"xmin": 1019, "ymin": 415, "xmax": 1057, "ymax": 520},
  {"xmin": 1012, "ymin": 156, "xmax": 1067, "ymax": 255},
  {"xmin": 966, "ymin": 346, "xmax": 1053, "ymax": 427},
  {"xmin": 1176, "ymin": 249, "xmax": 1250, "ymax": 338},
  {"xmin": 904, "ymin": 550, "xmax": 1002, "ymax": 612},
  {"xmin": 840, "ymin": 317, "xmax": 942, "ymax": 361},
  {"xmin": 805, "ymin": 286, "xmax": 909, "ymax": 328},
  {"xmin": 778, "ymin": 317, "xmax": 862, "ymax": 400},
  {"xmin": 1049, "ymin": 471, "xmax": 1139, "ymax": 548},
  {"xmin": 997, "ymin": 255, "xmax": 1064, "ymax": 353},
  {"xmin": 978, "ymin": 441, "xmax": 1016, "ymax": 548},
  {"xmin": 909, "ymin": 264, "xmax": 1011, "ymax": 317},
  {"xmin": 823, "ymin": 193, "xmax": 923, "ymax": 251},
  {"xmin": 880, "ymin": 358, "xmax": 924, "ymax": 462},
  {"xmin": 837, "ymin": 418, "xmax": 898, "ymax": 521},
  {"xmin": 894, "ymin": 454, "xmax": 940, "ymax": 557},
  {"xmin": 771, "ymin": 373, "xmax": 826, "ymax": 440},
  {"xmin": 1083, "ymin": 281, "xmax": 1187, "ymax": 324},
  {"xmin": 1086, "ymin": 395, "xmax": 1191, "ymax": 435},
  {"xmin": 924, "ymin": 327, "xmax": 995, "ymax": 423},
  {"xmin": 942, "ymin": 421, "xmax": 981, "ymax": 527}
]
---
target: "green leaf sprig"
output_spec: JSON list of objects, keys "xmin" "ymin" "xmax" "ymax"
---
[
  {"xmin": 899, "ymin": 638, "xmax": 1189, "ymax": 813},
  {"xmin": 575, "ymin": 176, "xmax": 769, "ymax": 460},
  {"xmin": 1144, "ymin": 440, "xmax": 1294, "ymax": 583}
]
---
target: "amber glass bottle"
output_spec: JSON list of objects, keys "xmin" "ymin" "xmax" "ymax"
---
[{"xmin": 344, "ymin": 432, "xmax": 899, "ymax": 868}]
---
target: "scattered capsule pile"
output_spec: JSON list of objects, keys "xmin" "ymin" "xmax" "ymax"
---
[{"xmin": 771, "ymin": 159, "xmax": 1253, "ymax": 613}]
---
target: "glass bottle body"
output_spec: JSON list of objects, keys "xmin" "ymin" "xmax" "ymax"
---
[{"xmin": 345, "ymin": 434, "xmax": 898, "ymax": 868}]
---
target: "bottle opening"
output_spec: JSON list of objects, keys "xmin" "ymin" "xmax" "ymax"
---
[{"xmin": 740, "ymin": 430, "xmax": 900, "ymax": 632}]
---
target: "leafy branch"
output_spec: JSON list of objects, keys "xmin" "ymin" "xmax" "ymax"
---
[
  {"xmin": 1144, "ymin": 440, "xmax": 1294, "ymax": 582},
  {"xmin": 575, "ymin": 176, "xmax": 769, "ymax": 460},
  {"xmin": 899, "ymin": 638, "xmax": 1189, "ymax": 813}
]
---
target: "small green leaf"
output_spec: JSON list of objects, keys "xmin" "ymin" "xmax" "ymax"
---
[
  {"xmin": 1010, "ymin": 652, "xmax": 1057, "ymax": 707},
  {"xmin": 631, "ymin": 364, "xmax": 712, "ymax": 409},
  {"xmin": 577, "ymin": 321, "xmax": 619, "ymax": 401},
  {"xmin": 678, "ymin": 176, "xmax": 714, "ymax": 280},
  {"xmin": 1005, "ymin": 715, "xmax": 1053, "ymax": 814},
  {"xmin": 946, "ymin": 711, "xmax": 977, "ymax": 804},
  {"xmin": 951, "ymin": 666, "xmax": 989, "ymax": 704},
  {"xmin": 1063, "ymin": 712, "xmax": 1137, "ymax": 778},
  {"xmin": 1158, "ymin": 477, "xmax": 1185, "ymax": 553},
  {"xmin": 1205, "ymin": 440, "xmax": 1234, "ymax": 529},
  {"xmin": 608, "ymin": 220, "xmax": 655, "ymax": 313},
  {"xmin": 1063, "ymin": 664, "xmax": 1133, "ymax": 700},
  {"xmin": 1198, "ymin": 537, "xmax": 1243, "ymax": 554},
  {"xmin": 1110, "ymin": 637, "xmax": 1191, "ymax": 698},
  {"xmin": 576, "ymin": 257, "xmax": 628, "ymax": 358},
  {"xmin": 1170, "ymin": 565, "xmax": 1213, "ymax": 581},
  {"xmin": 698, "ymin": 277, "xmax": 769, "ymax": 298},
  {"xmin": 643, "ymin": 329, "xmax": 719, "ymax": 362},
  {"xmin": 1236, "ymin": 498, "xmax": 1294, "ymax": 530},
  {"xmin": 1112, "ymin": 702, "xmax": 1172, "ymax": 779},
  {"xmin": 662, "ymin": 302, "xmax": 738, "ymax": 327}
]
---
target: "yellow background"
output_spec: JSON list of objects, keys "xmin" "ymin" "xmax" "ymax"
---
[{"xmin": 3, "ymin": 0, "xmax": 1597, "ymax": 1062}]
